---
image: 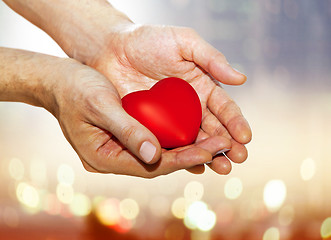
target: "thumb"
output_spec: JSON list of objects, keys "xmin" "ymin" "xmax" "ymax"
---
[
  {"xmin": 101, "ymin": 103, "xmax": 162, "ymax": 164},
  {"xmin": 180, "ymin": 28, "xmax": 247, "ymax": 85}
]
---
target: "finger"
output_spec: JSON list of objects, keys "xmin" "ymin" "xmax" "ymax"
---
[
  {"xmin": 179, "ymin": 28, "xmax": 246, "ymax": 85},
  {"xmin": 201, "ymin": 108, "xmax": 231, "ymax": 138},
  {"xmin": 186, "ymin": 165, "xmax": 206, "ymax": 174},
  {"xmin": 207, "ymin": 87, "xmax": 252, "ymax": 144},
  {"xmin": 81, "ymin": 158, "xmax": 99, "ymax": 173},
  {"xmin": 195, "ymin": 129, "xmax": 211, "ymax": 143},
  {"xmin": 85, "ymin": 90, "xmax": 162, "ymax": 165},
  {"xmin": 225, "ymin": 139, "xmax": 248, "ymax": 164},
  {"xmin": 207, "ymin": 155, "xmax": 232, "ymax": 175},
  {"xmin": 200, "ymin": 109, "xmax": 249, "ymax": 164},
  {"xmin": 193, "ymin": 135, "xmax": 231, "ymax": 156},
  {"xmin": 93, "ymin": 147, "xmax": 213, "ymax": 178}
]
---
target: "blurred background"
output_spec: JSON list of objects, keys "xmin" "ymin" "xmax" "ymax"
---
[{"xmin": 1, "ymin": 0, "xmax": 331, "ymax": 239}]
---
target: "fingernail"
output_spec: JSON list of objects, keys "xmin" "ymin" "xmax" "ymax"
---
[
  {"xmin": 140, "ymin": 141, "xmax": 156, "ymax": 163},
  {"xmin": 214, "ymin": 148, "xmax": 230, "ymax": 156}
]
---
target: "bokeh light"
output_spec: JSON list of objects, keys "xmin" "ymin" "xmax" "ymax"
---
[
  {"xmin": 57, "ymin": 164, "xmax": 75, "ymax": 186},
  {"xmin": 263, "ymin": 227, "xmax": 280, "ymax": 240},
  {"xmin": 119, "ymin": 198, "xmax": 140, "ymax": 220},
  {"xmin": 16, "ymin": 182, "xmax": 40, "ymax": 210},
  {"xmin": 300, "ymin": 157, "xmax": 316, "ymax": 181},
  {"xmin": 263, "ymin": 180, "xmax": 287, "ymax": 212},
  {"xmin": 95, "ymin": 198, "xmax": 121, "ymax": 226},
  {"xmin": 184, "ymin": 181, "xmax": 204, "ymax": 202},
  {"xmin": 278, "ymin": 205, "xmax": 295, "ymax": 226},
  {"xmin": 321, "ymin": 217, "xmax": 331, "ymax": 239},
  {"xmin": 184, "ymin": 201, "xmax": 216, "ymax": 232},
  {"xmin": 0, "ymin": 0, "xmax": 331, "ymax": 239},
  {"xmin": 8, "ymin": 158, "xmax": 24, "ymax": 181},
  {"xmin": 69, "ymin": 193, "xmax": 91, "ymax": 217},
  {"xmin": 56, "ymin": 183, "xmax": 74, "ymax": 204},
  {"xmin": 224, "ymin": 177, "xmax": 243, "ymax": 200},
  {"xmin": 171, "ymin": 197, "xmax": 187, "ymax": 219}
]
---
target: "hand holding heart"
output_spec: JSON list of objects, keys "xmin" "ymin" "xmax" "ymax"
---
[
  {"xmin": 3, "ymin": 1, "xmax": 251, "ymax": 178},
  {"xmin": 89, "ymin": 24, "xmax": 252, "ymax": 176},
  {"xmin": 122, "ymin": 77, "xmax": 202, "ymax": 149}
]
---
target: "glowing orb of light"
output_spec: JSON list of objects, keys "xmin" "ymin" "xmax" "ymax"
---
[
  {"xmin": 321, "ymin": 217, "xmax": 331, "ymax": 239},
  {"xmin": 9, "ymin": 158, "xmax": 25, "ymax": 181},
  {"xmin": 56, "ymin": 183, "xmax": 74, "ymax": 204},
  {"xmin": 57, "ymin": 164, "xmax": 75, "ymax": 186},
  {"xmin": 224, "ymin": 177, "xmax": 243, "ymax": 200},
  {"xmin": 263, "ymin": 227, "xmax": 280, "ymax": 240},
  {"xmin": 263, "ymin": 180, "xmax": 287, "ymax": 212},
  {"xmin": 184, "ymin": 181, "xmax": 204, "ymax": 202},
  {"xmin": 119, "ymin": 198, "xmax": 140, "ymax": 220},
  {"xmin": 69, "ymin": 193, "xmax": 91, "ymax": 217},
  {"xmin": 184, "ymin": 201, "xmax": 216, "ymax": 232},
  {"xmin": 171, "ymin": 197, "xmax": 187, "ymax": 219},
  {"xmin": 300, "ymin": 158, "xmax": 316, "ymax": 181},
  {"xmin": 96, "ymin": 198, "xmax": 121, "ymax": 226},
  {"xmin": 16, "ymin": 182, "xmax": 40, "ymax": 210}
]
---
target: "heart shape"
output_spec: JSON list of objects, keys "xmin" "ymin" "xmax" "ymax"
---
[{"xmin": 122, "ymin": 77, "xmax": 202, "ymax": 148}]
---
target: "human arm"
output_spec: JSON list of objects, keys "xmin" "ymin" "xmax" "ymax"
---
[
  {"xmin": 3, "ymin": 0, "xmax": 252, "ymax": 174},
  {"xmin": 0, "ymin": 47, "xmax": 231, "ymax": 177}
]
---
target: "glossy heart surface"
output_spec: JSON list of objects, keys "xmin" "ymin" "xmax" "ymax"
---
[{"xmin": 122, "ymin": 77, "xmax": 202, "ymax": 148}]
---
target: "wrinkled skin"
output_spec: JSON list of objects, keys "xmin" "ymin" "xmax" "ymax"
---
[{"xmin": 88, "ymin": 25, "xmax": 252, "ymax": 175}]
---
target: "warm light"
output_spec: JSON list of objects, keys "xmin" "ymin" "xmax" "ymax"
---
[
  {"xmin": 9, "ymin": 158, "xmax": 25, "ymax": 181},
  {"xmin": 300, "ymin": 158, "xmax": 316, "ymax": 181},
  {"xmin": 149, "ymin": 195, "xmax": 170, "ymax": 217},
  {"xmin": 171, "ymin": 197, "xmax": 187, "ymax": 219},
  {"xmin": 263, "ymin": 180, "xmax": 287, "ymax": 212},
  {"xmin": 96, "ymin": 198, "xmax": 121, "ymax": 226},
  {"xmin": 278, "ymin": 205, "xmax": 295, "ymax": 226},
  {"xmin": 56, "ymin": 183, "xmax": 74, "ymax": 204},
  {"xmin": 3, "ymin": 207, "xmax": 19, "ymax": 228},
  {"xmin": 321, "ymin": 217, "xmax": 331, "ymax": 239},
  {"xmin": 57, "ymin": 164, "xmax": 75, "ymax": 186},
  {"xmin": 184, "ymin": 181, "xmax": 204, "ymax": 202},
  {"xmin": 197, "ymin": 210, "xmax": 217, "ymax": 232},
  {"xmin": 263, "ymin": 227, "xmax": 280, "ymax": 240},
  {"xmin": 184, "ymin": 201, "xmax": 208, "ymax": 230},
  {"xmin": 16, "ymin": 182, "xmax": 40, "ymax": 210},
  {"xmin": 224, "ymin": 177, "xmax": 243, "ymax": 200},
  {"xmin": 30, "ymin": 158, "xmax": 47, "ymax": 186},
  {"xmin": 43, "ymin": 193, "xmax": 62, "ymax": 215},
  {"xmin": 119, "ymin": 198, "xmax": 140, "ymax": 220},
  {"xmin": 184, "ymin": 201, "xmax": 216, "ymax": 232},
  {"xmin": 69, "ymin": 193, "xmax": 91, "ymax": 217}
]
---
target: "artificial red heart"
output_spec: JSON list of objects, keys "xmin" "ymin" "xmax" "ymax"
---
[{"xmin": 122, "ymin": 77, "xmax": 202, "ymax": 148}]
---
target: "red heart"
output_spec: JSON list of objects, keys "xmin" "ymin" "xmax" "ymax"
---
[{"xmin": 122, "ymin": 77, "xmax": 202, "ymax": 148}]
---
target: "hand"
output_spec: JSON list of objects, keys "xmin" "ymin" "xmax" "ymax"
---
[
  {"xmin": 89, "ymin": 24, "xmax": 252, "ymax": 175},
  {"xmin": 2, "ymin": 0, "xmax": 251, "ymax": 175},
  {"xmin": 48, "ymin": 58, "xmax": 231, "ymax": 177}
]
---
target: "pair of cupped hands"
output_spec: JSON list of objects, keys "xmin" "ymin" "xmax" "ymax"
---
[{"xmin": 50, "ymin": 24, "xmax": 252, "ymax": 178}]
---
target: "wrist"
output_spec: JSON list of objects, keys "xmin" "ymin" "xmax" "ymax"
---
[
  {"xmin": 4, "ymin": 0, "xmax": 133, "ymax": 65},
  {"xmin": 0, "ymin": 47, "xmax": 65, "ymax": 116}
]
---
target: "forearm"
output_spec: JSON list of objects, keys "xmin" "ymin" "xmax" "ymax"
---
[
  {"xmin": 3, "ymin": 0, "xmax": 132, "ymax": 64},
  {"xmin": 0, "ymin": 47, "xmax": 61, "ymax": 112}
]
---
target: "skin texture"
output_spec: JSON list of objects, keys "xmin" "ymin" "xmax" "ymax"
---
[
  {"xmin": 0, "ymin": 48, "xmax": 232, "ymax": 178},
  {"xmin": 3, "ymin": 0, "xmax": 252, "ymax": 176},
  {"xmin": 89, "ymin": 25, "xmax": 252, "ymax": 174}
]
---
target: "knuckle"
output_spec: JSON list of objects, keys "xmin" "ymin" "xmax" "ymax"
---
[{"xmin": 120, "ymin": 125, "xmax": 137, "ymax": 146}]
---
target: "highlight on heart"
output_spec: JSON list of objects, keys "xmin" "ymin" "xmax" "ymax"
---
[{"xmin": 122, "ymin": 77, "xmax": 202, "ymax": 148}]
